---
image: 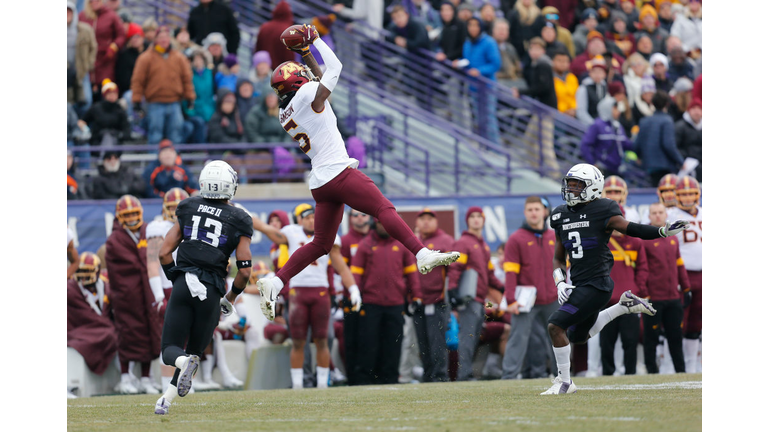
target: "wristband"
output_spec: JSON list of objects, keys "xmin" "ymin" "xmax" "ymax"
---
[
  {"xmin": 149, "ymin": 276, "xmax": 164, "ymax": 301},
  {"xmin": 231, "ymin": 284, "xmax": 245, "ymax": 296}
]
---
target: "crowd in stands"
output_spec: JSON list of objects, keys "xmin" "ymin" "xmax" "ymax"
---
[{"xmin": 67, "ymin": 1, "xmax": 702, "ymax": 201}]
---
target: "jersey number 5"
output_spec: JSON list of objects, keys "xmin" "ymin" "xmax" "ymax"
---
[
  {"xmin": 568, "ymin": 231, "xmax": 584, "ymax": 259},
  {"xmin": 191, "ymin": 215, "xmax": 222, "ymax": 247},
  {"xmin": 283, "ymin": 119, "xmax": 311, "ymax": 154}
]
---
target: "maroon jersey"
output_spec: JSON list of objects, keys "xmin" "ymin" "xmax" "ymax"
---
[
  {"xmin": 643, "ymin": 237, "xmax": 690, "ymax": 301},
  {"xmin": 417, "ymin": 228, "xmax": 455, "ymax": 305},
  {"xmin": 447, "ymin": 231, "xmax": 504, "ymax": 304},
  {"xmin": 503, "ymin": 226, "xmax": 557, "ymax": 306},
  {"xmin": 350, "ymin": 231, "xmax": 422, "ymax": 306},
  {"xmin": 607, "ymin": 234, "xmax": 649, "ymax": 305}
]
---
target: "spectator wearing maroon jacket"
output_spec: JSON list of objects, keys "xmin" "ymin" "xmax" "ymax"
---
[
  {"xmin": 446, "ymin": 207, "xmax": 505, "ymax": 381},
  {"xmin": 412, "ymin": 208, "xmax": 455, "ymax": 383},
  {"xmin": 253, "ymin": 1, "xmax": 296, "ymax": 66},
  {"xmin": 641, "ymin": 202, "xmax": 691, "ymax": 373},
  {"xmin": 79, "ymin": 0, "xmax": 126, "ymax": 97},
  {"xmin": 351, "ymin": 219, "xmax": 422, "ymax": 385},
  {"xmin": 339, "ymin": 209, "xmax": 372, "ymax": 386},
  {"xmin": 600, "ymin": 216, "xmax": 649, "ymax": 376},
  {"xmin": 501, "ymin": 196, "xmax": 558, "ymax": 380}
]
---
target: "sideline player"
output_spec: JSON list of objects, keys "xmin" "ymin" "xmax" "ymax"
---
[
  {"xmin": 153, "ymin": 161, "xmax": 253, "ymax": 415},
  {"xmin": 256, "ymin": 24, "xmax": 459, "ymax": 320},
  {"xmin": 666, "ymin": 176, "xmax": 702, "ymax": 373},
  {"xmin": 542, "ymin": 163, "xmax": 690, "ymax": 395},
  {"xmin": 252, "ymin": 203, "xmax": 362, "ymax": 389},
  {"xmin": 146, "ymin": 188, "xmax": 189, "ymax": 392}
]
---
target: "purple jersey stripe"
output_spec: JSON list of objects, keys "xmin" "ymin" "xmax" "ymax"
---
[{"xmin": 560, "ymin": 303, "xmax": 579, "ymax": 314}]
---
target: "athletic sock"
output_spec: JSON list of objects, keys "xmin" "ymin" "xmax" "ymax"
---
[
  {"xmin": 317, "ymin": 367, "xmax": 330, "ymax": 389},
  {"xmin": 161, "ymin": 375, "xmax": 172, "ymax": 393},
  {"xmin": 175, "ymin": 355, "xmax": 189, "ymax": 370},
  {"xmin": 553, "ymin": 345, "xmax": 571, "ymax": 383},
  {"xmin": 272, "ymin": 277, "xmax": 284, "ymax": 291},
  {"xmin": 163, "ymin": 384, "xmax": 178, "ymax": 404},
  {"xmin": 291, "ymin": 368, "xmax": 304, "ymax": 389},
  {"xmin": 682, "ymin": 338, "xmax": 699, "ymax": 373},
  {"xmin": 416, "ymin": 248, "xmax": 430, "ymax": 260},
  {"xmin": 201, "ymin": 357, "xmax": 215, "ymax": 382},
  {"xmin": 588, "ymin": 303, "xmax": 627, "ymax": 338}
]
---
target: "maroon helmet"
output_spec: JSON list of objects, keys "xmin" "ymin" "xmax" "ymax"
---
[{"xmin": 270, "ymin": 61, "xmax": 313, "ymax": 103}]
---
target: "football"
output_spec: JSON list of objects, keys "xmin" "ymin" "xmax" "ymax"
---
[{"xmin": 281, "ymin": 24, "xmax": 309, "ymax": 50}]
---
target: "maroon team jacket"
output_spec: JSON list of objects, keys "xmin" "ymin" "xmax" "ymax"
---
[
  {"xmin": 417, "ymin": 228, "xmax": 455, "ymax": 305},
  {"xmin": 643, "ymin": 237, "xmax": 691, "ymax": 301},
  {"xmin": 503, "ymin": 225, "xmax": 558, "ymax": 306},
  {"xmin": 447, "ymin": 231, "xmax": 504, "ymax": 304},
  {"xmin": 351, "ymin": 231, "xmax": 422, "ymax": 307},
  {"xmin": 607, "ymin": 233, "xmax": 649, "ymax": 305}
]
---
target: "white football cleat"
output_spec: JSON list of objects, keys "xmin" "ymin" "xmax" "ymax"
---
[
  {"xmin": 417, "ymin": 250, "xmax": 461, "ymax": 274},
  {"xmin": 139, "ymin": 377, "xmax": 160, "ymax": 394},
  {"xmin": 193, "ymin": 378, "xmax": 221, "ymax": 391},
  {"xmin": 257, "ymin": 277, "xmax": 280, "ymax": 321},
  {"xmin": 222, "ymin": 375, "xmax": 243, "ymax": 389},
  {"xmin": 540, "ymin": 376, "xmax": 577, "ymax": 395},
  {"xmin": 154, "ymin": 397, "xmax": 170, "ymax": 415},
  {"xmin": 114, "ymin": 380, "xmax": 139, "ymax": 395},
  {"xmin": 620, "ymin": 290, "xmax": 657, "ymax": 316},
  {"xmin": 176, "ymin": 355, "xmax": 200, "ymax": 397}
]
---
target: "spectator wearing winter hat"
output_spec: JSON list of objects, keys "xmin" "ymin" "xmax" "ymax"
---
[
  {"xmin": 188, "ymin": 49, "xmax": 215, "ymax": 123},
  {"xmin": 244, "ymin": 92, "xmax": 290, "ymax": 144},
  {"xmin": 668, "ymin": 76, "xmax": 693, "ymax": 122},
  {"xmin": 634, "ymin": 4, "xmax": 669, "ymax": 54},
  {"xmin": 215, "ymin": 53, "xmax": 240, "ymax": 93},
  {"xmin": 187, "ymin": 0, "xmax": 241, "ymax": 55},
  {"xmin": 253, "ymin": 1, "xmax": 296, "ymax": 65},
  {"xmin": 115, "ymin": 23, "xmax": 144, "ymax": 101},
  {"xmin": 656, "ymin": 0, "xmax": 676, "ymax": 33},
  {"xmin": 570, "ymin": 31, "xmax": 624, "ymax": 82},
  {"xmin": 649, "ymin": 52, "xmax": 672, "ymax": 93},
  {"xmin": 619, "ymin": 0, "xmax": 641, "ymax": 30},
  {"xmin": 79, "ymin": 0, "xmax": 126, "ymax": 97},
  {"xmin": 552, "ymin": 49, "xmax": 579, "ymax": 117},
  {"xmin": 235, "ymin": 78, "xmax": 258, "ymax": 120},
  {"xmin": 306, "ymin": 14, "xmax": 338, "ymax": 66},
  {"xmin": 131, "ymin": 26, "xmax": 196, "ymax": 145},
  {"xmin": 670, "ymin": 0, "xmax": 701, "ymax": 59},
  {"xmin": 541, "ymin": 6, "xmax": 575, "ymax": 58},
  {"xmin": 207, "ymin": 89, "xmax": 244, "ymax": 146},
  {"xmin": 575, "ymin": 55, "xmax": 610, "ymax": 125},
  {"xmin": 573, "ymin": 8, "xmax": 599, "ymax": 56},
  {"xmin": 248, "ymin": 51, "xmax": 273, "ymax": 103},
  {"xmin": 202, "ymin": 32, "xmax": 228, "ymax": 71},
  {"xmin": 171, "ymin": 26, "xmax": 202, "ymax": 59},
  {"xmin": 631, "ymin": 75, "xmax": 656, "ymax": 123},
  {"xmin": 141, "ymin": 18, "xmax": 159, "ymax": 51},
  {"xmin": 674, "ymin": 98, "xmax": 702, "ymax": 182},
  {"xmin": 580, "ymin": 95, "xmax": 632, "ymax": 178},
  {"xmin": 142, "ymin": 139, "xmax": 198, "ymax": 198},
  {"xmin": 540, "ymin": 21, "xmax": 568, "ymax": 61},
  {"xmin": 634, "ymin": 91, "xmax": 684, "ymax": 185},
  {"xmin": 605, "ymin": 12, "xmax": 636, "ymax": 59},
  {"xmin": 92, "ymin": 151, "xmax": 146, "ymax": 200},
  {"xmin": 666, "ymin": 46, "xmax": 694, "ymax": 83},
  {"xmin": 520, "ymin": 37, "xmax": 558, "ymax": 109},
  {"xmin": 78, "ymin": 79, "xmax": 131, "ymax": 147}
]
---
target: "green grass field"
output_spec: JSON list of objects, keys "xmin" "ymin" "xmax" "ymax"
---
[{"xmin": 67, "ymin": 373, "xmax": 702, "ymax": 432}]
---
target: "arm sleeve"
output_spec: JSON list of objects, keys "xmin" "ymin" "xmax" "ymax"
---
[
  {"xmin": 313, "ymin": 38, "xmax": 342, "ymax": 93},
  {"xmin": 626, "ymin": 222, "xmax": 663, "ymax": 240}
]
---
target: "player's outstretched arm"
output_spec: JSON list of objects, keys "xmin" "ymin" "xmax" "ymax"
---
[
  {"xmin": 309, "ymin": 36, "xmax": 342, "ymax": 112},
  {"xmin": 607, "ymin": 215, "xmax": 690, "ymax": 239},
  {"xmin": 252, "ymin": 216, "xmax": 288, "ymax": 245}
]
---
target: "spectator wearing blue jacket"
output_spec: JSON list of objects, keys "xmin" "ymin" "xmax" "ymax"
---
[
  {"xmin": 580, "ymin": 96, "xmax": 632, "ymax": 179},
  {"xmin": 456, "ymin": 17, "xmax": 501, "ymax": 143},
  {"xmin": 634, "ymin": 91, "xmax": 684, "ymax": 186},
  {"xmin": 142, "ymin": 140, "xmax": 198, "ymax": 198}
]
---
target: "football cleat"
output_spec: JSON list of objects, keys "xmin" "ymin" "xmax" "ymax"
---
[
  {"xmin": 257, "ymin": 277, "xmax": 280, "ymax": 321},
  {"xmin": 154, "ymin": 397, "xmax": 171, "ymax": 415},
  {"xmin": 193, "ymin": 378, "xmax": 221, "ymax": 391},
  {"xmin": 114, "ymin": 380, "xmax": 139, "ymax": 395},
  {"xmin": 540, "ymin": 376, "xmax": 577, "ymax": 395},
  {"xmin": 222, "ymin": 376, "xmax": 243, "ymax": 389},
  {"xmin": 417, "ymin": 250, "xmax": 461, "ymax": 274},
  {"xmin": 176, "ymin": 355, "xmax": 200, "ymax": 397},
  {"xmin": 139, "ymin": 377, "xmax": 160, "ymax": 394},
  {"xmin": 620, "ymin": 290, "xmax": 657, "ymax": 316}
]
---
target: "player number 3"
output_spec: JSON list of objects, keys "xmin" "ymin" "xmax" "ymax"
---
[
  {"xmin": 568, "ymin": 231, "xmax": 584, "ymax": 259},
  {"xmin": 283, "ymin": 119, "xmax": 311, "ymax": 154}
]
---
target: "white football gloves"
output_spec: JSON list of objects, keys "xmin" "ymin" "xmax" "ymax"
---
[
  {"xmin": 349, "ymin": 285, "xmax": 362, "ymax": 312},
  {"xmin": 220, "ymin": 296, "xmax": 235, "ymax": 316},
  {"xmin": 659, "ymin": 220, "xmax": 691, "ymax": 238},
  {"xmin": 557, "ymin": 281, "xmax": 575, "ymax": 305}
]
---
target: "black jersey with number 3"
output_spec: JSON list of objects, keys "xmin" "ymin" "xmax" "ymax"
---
[
  {"xmin": 174, "ymin": 196, "xmax": 253, "ymax": 279},
  {"xmin": 550, "ymin": 198, "xmax": 623, "ymax": 291}
]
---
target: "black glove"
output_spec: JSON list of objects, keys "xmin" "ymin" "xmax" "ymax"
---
[
  {"xmin": 406, "ymin": 299, "xmax": 423, "ymax": 316},
  {"xmin": 133, "ymin": 103, "xmax": 145, "ymax": 119},
  {"xmin": 682, "ymin": 291, "xmax": 692, "ymax": 309},
  {"xmin": 448, "ymin": 289, "xmax": 463, "ymax": 310}
]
